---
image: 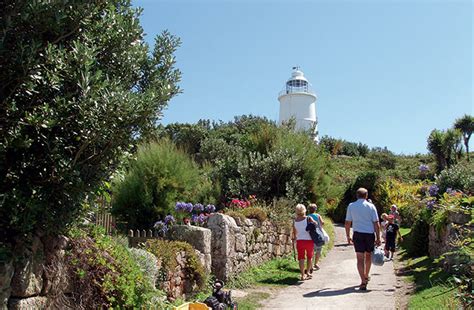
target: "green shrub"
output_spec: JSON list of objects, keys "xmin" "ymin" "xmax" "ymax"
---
[
  {"xmin": 331, "ymin": 171, "xmax": 383, "ymax": 223},
  {"xmin": 145, "ymin": 239, "xmax": 206, "ymax": 290},
  {"xmin": 407, "ymin": 210, "xmax": 430, "ymax": 257},
  {"xmin": 112, "ymin": 140, "xmax": 215, "ymax": 230},
  {"xmin": 161, "ymin": 116, "xmax": 331, "ymax": 207},
  {"xmin": 241, "ymin": 207, "xmax": 268, "ymax": 222},
  {"xmin": 225, "ymin": 210, "xmax": 247, "ymax": 222},
  {"xmin": 374, "ymin": 178, "xmax": 424, "ymax": 226},
  {"xmin": 66, "ymin": 227, "xmax": 159, "ymax": 308},
  {"xmin": 436, "ymin": 164, "xmax": 474, "ymax": 195},
  {"xmin": 0, "ymin": 1, "xmax": 181, "ymax": 243},
  {"xmin": 129, "ymin": 248, "xmax": 159, "ymax": 288}
]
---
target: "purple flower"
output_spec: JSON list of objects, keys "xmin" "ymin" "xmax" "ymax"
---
[
  {"xmin": 175, "ymin": 202, "xmax": 185, "ymax": 212},
  {"xmin": 419, "ymin": 164, "xmax": 429, "ymax": 173},
  {"xmin": 164, "ymin": 215, "xmax": 175, "ymax": 224},
  {"xmin": 205, "ymin": 204, "xmax": 216, "ymax": 213},
  {"xmin": 428, "ymin": 185, "xmax": 439, "ymax": 197},
  {"xmin": 185, "ymin": 203, "xmax": 194, "ymax": 213},
  {"xmin": 191, "ymin": 214, "xmax": 199, "ymax": 224},
  {"xmin": 426, "ymin": 200, "xmax": 436, "ymax": 210},
  {"xmin": 446, "ymin": 188, "xmax": 457, "ymax": 195},
  {"xmin": 194, "ymin": 203, "xmax": 204, "ymax": 213},
  {"xmin": 154, "ymin": 220, "xmax": 165, "ymax": 229},
  {"xmin": 198, "ymin": 213, "xmax": 208, "ymax": 224}
]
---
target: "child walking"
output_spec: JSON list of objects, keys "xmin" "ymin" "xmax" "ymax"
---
[{"xmin": 384, "ymin": 215, "xmax": 403, "ymax": 260}]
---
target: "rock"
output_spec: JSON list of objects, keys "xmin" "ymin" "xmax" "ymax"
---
[
  {"xmin": 168, "ymin": 225, "xmax": 211, "ymax": 255},
  {"xmin": 235, "ymin": 234, "xmax": 246, "ymax": 252},
  {"xmin": 8, "ymin": 296, "xmax": 48, "ymax": 310},
  {"xmin": 448, "ymin": 210, "xmax": 471, "ymax": 225},
  {"xmin": 0, "ymin": 259, "xmax": 14, "ymax": 309},
  {"xmin": 194, "ymin": 250, "xmax": 212, "ymax": 274},
  {"xmin": 11, "ymin": 237, "xmax": 44, "ymax": 297}
]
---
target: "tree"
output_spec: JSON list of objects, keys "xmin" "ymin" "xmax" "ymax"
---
[
  {"xmin": 427, "ymin": 129, "xmax": 462, "ymax": 172},
  {"xmin": 0, "ymin": 1, "xmax": 181, "ymax": 243},
  {"xmin": 454, "ymin": 114, "xmax": 474, "ymax": 161},
  {"xmin": 111, "ymin": 140, "xmax": 215, "ymax": 230}
]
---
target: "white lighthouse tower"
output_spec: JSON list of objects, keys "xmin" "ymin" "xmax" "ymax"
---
[{"xmin": 278, "ymin": 67, "xmax": 318, "ymax": 141}]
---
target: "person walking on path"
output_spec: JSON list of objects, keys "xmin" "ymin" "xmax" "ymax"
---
[
  {"xmin": 345, "ymin": 188, "xmax": 381, "ymax": 290},
  {"xmin": 384, "ymin": 214, "xmax": 403, "ymax": 260},
  {"xmin": 292, "ymin": 204, "xmax": 318, "ymax": 280},
  {"xmin": 308, "ymin": 203, "xmax": 324, "ymax": 270}
]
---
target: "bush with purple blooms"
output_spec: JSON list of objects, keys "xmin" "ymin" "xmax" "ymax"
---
[
  {"xmin": 174, "ymin": 201, "xmax": 216, "ymax": 226},
  {"xmin": 426, "ymin": 199, "xmax": 436, "ymax": 210},
  {"xmin": 428, "ymin": 184, "xmax": 439, "ymax": 197},
  {"xmin": 153, "ymin": 221, "xmax": 168, "ymax": 236},
  {"xmin": 153, "ymin": 215, "xmax": 176, "ymax": 236},
  {"xmin": 419, "ymin": 164, "xmax": 430, "ymax": 173}
]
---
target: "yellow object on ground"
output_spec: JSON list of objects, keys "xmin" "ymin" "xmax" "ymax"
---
[{"xmin": 173, "ymin": 302, "xmax": 211, "ymax": 310}]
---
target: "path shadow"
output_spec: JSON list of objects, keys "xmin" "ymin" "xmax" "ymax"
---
[
  {"xmin": 333, "ymin": 243, "xmax": 350, "ymax": 248},
  {"xmin": 259, "ymin": 276, "xmax": 301, "ymax": 286},
  {"xmin": 303, "ymin": 285, "xmax": 370, "ymax": 297}
]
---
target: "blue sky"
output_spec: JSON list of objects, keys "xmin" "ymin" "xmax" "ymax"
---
[{"xmin": 134, "ymin": 0, "xmax": 472, "ymax": 154}]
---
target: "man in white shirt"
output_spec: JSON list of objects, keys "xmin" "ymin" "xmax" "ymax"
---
[{"xmin": 345, "ymin": 188, "xmax": 381, "ymax": 290}]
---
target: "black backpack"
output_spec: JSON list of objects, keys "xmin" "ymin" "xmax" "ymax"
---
[
  {"xmin": 204, "ymin": 296, "xmax": 221, "ymax": 310},
  {"xmin": 306, "ymin": 217, "xmax": 325, "ymax": 247}
]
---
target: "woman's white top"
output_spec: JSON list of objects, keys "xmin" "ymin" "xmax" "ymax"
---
[{"xmin": 294, "ymin": 217, "xmax": 312, "ymax": 240}]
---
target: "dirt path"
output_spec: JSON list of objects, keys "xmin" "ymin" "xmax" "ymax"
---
[{"xmin": 262, "ymin": 225, "xmax": 403, "ymax": 310}]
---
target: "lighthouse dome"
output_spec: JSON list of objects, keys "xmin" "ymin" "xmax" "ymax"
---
[{"xmin": 282, "ymin": 67, "xmax": 314, "ymax": 95}]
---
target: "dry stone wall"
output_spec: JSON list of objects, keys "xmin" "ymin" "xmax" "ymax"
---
[
  {"xmin": 207, "ymin": 214, "xmax": 292, "ymax": 281},
  {"xmin": 429, "ymin": 210, "xmax": 472, "ymax": 257},
  {"xmin": 156, "ymin": 250, "xmax": 199, "ymax": 301},
  {"xmin": 2, "ymin": 235, "xmax": 71, "ymax": 310}
]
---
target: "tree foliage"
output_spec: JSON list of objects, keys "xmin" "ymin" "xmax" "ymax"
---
[
  {"xmin": 152, "ymin": 116, "xmax": 331, "ymax": 207},
  {"xmin": 0, "ymin": 0, "xmax": 181, "ymax": 242},
  {"xmin": 454, "ymin": 114, "xmax": 474, "ymax": 161},
  {"xmin": 427, "ymin": 129, "xmax": 462, "ymax": 172},
  {"xmin": 111, "ymin": 140, "xmax": 215, "ymax": 230}
]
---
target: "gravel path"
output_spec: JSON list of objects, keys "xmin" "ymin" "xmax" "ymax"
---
[{"xmin": 263, "ymin": 225, "xmax": 401, "ymax": 310}]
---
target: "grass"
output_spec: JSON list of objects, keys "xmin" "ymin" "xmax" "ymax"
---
[
  {"xmin": 397, "ymin": 228, "xmax": 460, "ymax": 309},
  {"xmin": 236, "ymin": 292, "xmax": 271, "ymax": 310}
]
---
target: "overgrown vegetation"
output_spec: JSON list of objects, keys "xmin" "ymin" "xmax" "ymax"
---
[
  {"xmin": 66, "ymin": 227, "xmax": 169, "ymax": 309},
  {"xmin": 145, "ymin": 239, "xmax": 207, "ymax": 290},
  {"xmin": 0, "ymin": 0, "xmax": 181, "ymax": 243},
  {"xmin": 111, "ymin": 140, "xmax": 215, "ymax": 229},
  {"xmin": 398, "ymin": 230, "xmax": 461, "ymax": 309},
  {"xmin": 156, "ymin": 116, "xmax": 331, "ymax": 208}
]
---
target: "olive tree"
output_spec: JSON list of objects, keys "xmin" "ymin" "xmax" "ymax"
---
[{"xmin": 0, "ymin": 0, "xmax": 181, "ymax": 242}]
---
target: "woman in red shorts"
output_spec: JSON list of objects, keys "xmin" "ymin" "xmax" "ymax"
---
[{"xmin": 292, "ymin": 204, "xmax": 318, "ymax": 280}]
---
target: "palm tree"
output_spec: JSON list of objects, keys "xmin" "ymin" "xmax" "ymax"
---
[
  {"xmin": 427, "ymin": 129, "xmax": 447, "ymax": 172},
  {"xmin": 454, "ymin": 114, "xmax": 474, "ymax": 161},
  {"xmin": 427, "ymin": 129, "xmax": 462, "ymax": 172}
]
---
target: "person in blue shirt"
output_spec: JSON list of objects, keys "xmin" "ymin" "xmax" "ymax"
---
[
  {"xmin": 345, "ymin": 188, "xmax": 381, "ymax": 291},
  {"xmin": 308, "ymin": 203, "xmax": 324, "ymax": 271}
]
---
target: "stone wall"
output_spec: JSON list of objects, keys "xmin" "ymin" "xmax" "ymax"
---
[
  {"xmin": 2, "ymin": 235, "xmax": 72, "ymax": 310},
  {"xmin": 429, "ymin": 210, "xmax": 472, "ymax": 257},
  {"xmin": 128, "ymin": 226, "xmax": 212, "ymax": 274},
  {"xmin": 207, "ymin": 214, "xmax": 292, "ymax": 281},
  {"xmin": 156, "ymin": 249, "xmax": 199, "ymax": 301}
]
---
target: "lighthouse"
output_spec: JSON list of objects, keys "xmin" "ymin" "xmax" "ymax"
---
[{"xmin": 278, "ymin": 67, "xmax": 318, "ymax": 142}]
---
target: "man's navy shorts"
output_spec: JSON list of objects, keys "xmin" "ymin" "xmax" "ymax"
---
[{"xmin": 353, "ymin": 232, "xmax": 375, "ymax": 253}]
